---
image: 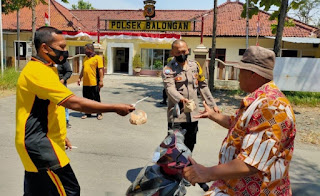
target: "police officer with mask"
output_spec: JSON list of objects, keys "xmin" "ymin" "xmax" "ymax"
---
[
  {"xmin": 162, "ymin": 40, "xmax": 219, "ymax": 152},
  {"xmin": 16, "ymin": 26, "xmax": 135, "ymax": 196}
]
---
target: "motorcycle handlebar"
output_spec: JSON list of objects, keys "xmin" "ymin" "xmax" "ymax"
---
[
  {"xmin": 198, "ymin": 182, "xmax": 209, "ymax": 191},
  {"xmin": 186, "ymin": 163, "xmax": 209, "ymax": 192}
]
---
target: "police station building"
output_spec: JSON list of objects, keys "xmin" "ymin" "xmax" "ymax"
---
[{"xmin": 2, "ymin": 0, "xmax": 320, "ymax": 76}]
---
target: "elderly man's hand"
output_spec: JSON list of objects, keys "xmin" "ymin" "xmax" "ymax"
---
[
  {"xmin": 183, "ymin": 157, "xmax": 212, "ymax": 186},
  {"xmin": 213, "ymin": 106, "xmax": 220, "ymax": 113},
  {"xmin": 194, "ymin": 101, "xmax": 217, "ymax": 120}
]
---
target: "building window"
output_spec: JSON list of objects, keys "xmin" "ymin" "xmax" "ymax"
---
[
  {"xmin": 141, "ymin": 49, "xmax": 171, "ymax": 70},
  {"xmin": 68, "ymin": 46, "xmax": 85, "ymax": 56},
  {"xmin": 281, "ymin": 50, "xmax": 298, "ymax": 57},
  {"xmin": 208, "ymin": 48, "xmax": 226, "ymax": 61},
  {"xmin": 239, "ymin": 49, "xmax": 246, "ymax": 56},
  {"xmin": 75, "ymin": 46, "xmax": 85, "ymax": 55}
]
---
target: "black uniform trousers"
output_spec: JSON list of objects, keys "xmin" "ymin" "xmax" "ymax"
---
[
  {"xmin": 83, "ymin": 85, "xmax": 101, "ymax": 116},
  {"xmin": 168, "ymin": 121, "xmax": 198, "ymax": 152},
  {"xmin": 24, "ymin": 164, "xmax": 80, "ymax": 196}
]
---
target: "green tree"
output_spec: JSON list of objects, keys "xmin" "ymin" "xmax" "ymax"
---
[
  {"xmin": 2, "ymin": 0, "xmax": 30, "ymax": 14},
  {"xmin": 293, "ymin": 0, "xmax": 320, "ymax": 24},
  {"xmin": 71, "ymin": 0, "xmax": 95, "ymax": 10},
  {"xmin": 241, "ymin": 0, "xmax": 303, "ymax": 56},
  {"xmin": 2, "ymin": 0, "xmax": 69, "ymax": 55}
]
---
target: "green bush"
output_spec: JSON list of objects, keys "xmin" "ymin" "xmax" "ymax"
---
[
  {"xmin": 225, "ymin": 90, "xmax": 320, "ymax": 107},
  {"xmin": 0, "ymin": 68, "xmax": 20, "ymax": 90},
  {"xmin": 154, "ymin": 59, "xmax": 163, "ymax": 70},
  {"xmin": 133, "ymin": 54, "xmax": 143, "ymax": 69}
]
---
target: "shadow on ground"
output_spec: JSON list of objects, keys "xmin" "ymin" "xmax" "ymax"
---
[
  {"xmin": 290, "ymin": 155, "xmax": 320, "ymax": 195},
  {"xmin": 69, "ymin": 112, "xmax": 84, "ymax": 118},
  {"xmin": 123, "ymin": 82, "xmax": 246, "ymax": 110},
  {"xmin": 124, "ymin": 83, "xmax": 165, "ymax": 107},
  {"xmin": 69, "ymin": 112, "xmax": 99, "ymax": 119}
]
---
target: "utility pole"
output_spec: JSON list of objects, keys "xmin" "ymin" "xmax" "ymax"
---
[
  {"xmin": 0, "ymin": 0, "xmax": 4, "ymax": 78},
  {"xmin": 209, "ymin": 0, "xmax": 218, "ymax": 93},
  {"xmin": 17, "ymin": 9, "xmax": 20, "ymax": 70},
  {"xmin": 246, "ymin": 0, "xmax": 249, "ymax": 48}
]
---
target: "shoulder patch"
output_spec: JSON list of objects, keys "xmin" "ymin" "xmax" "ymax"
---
[
  {"xmin": 196, "ymin": 62, "xmax": 206, "ymax": 82},
  {"xmin": 163, "ymin": 66, "xmax": 173, "ymax": 75}
]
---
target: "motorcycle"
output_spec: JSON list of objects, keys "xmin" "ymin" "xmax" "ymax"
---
[{"xmin": 126, "ymin": 128, "xmax": 209, "ymax": 196}]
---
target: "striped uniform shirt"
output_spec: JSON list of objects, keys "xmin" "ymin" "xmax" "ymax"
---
[
  {"xmin": 210, "ymin": 81, "xmax": 296, "ymax": 196},
  {"xmin": 16, "ymin": 56, "xmax": 74, "ymax": 172}
]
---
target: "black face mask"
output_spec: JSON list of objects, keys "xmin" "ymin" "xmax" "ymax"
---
[
  {"xmin": 47, "ymin": 46, "xmax": 69, "ymax": 65},
  {"xmin": 175, "ymin": 54, "xmax": 188, "ymax": 63},
  {"xmin": 85, "ymin": 51, "xmax": 96, "ymax": 57},
  {"xmin": 85, "ymin": 51, "xmax": 92, "ymax": 57}
]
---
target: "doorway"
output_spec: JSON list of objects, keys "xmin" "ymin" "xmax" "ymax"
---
[
  {"xmin": 107, "ymin": 43, "xmax": 134, "ymax": 75},
  {"xmin": 113, "ymin": 48, "xmax": 129, "ymax": 73}
]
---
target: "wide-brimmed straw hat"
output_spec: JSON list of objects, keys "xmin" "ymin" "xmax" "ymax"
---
[{"xmin": 234, "ymin": 46, "xmax": 275, "ymax": 80}]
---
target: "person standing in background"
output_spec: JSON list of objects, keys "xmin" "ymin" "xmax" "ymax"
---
[
  {"xmin": 78, "ymin": 43, "xmax": 104, "ymax": 120},
  {"xmin": 57, "ymin": 61, "xmax": 73, "ymax": 128}
]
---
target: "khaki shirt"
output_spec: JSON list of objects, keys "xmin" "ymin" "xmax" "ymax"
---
[{"xmin": 162, "ymin": 59, "xmax": 217, "ymax": 123}]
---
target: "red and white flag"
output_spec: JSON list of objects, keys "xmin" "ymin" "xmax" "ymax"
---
[{"xmin": 45, "ymin": 12, "xmax": 50, "ymax": 26}]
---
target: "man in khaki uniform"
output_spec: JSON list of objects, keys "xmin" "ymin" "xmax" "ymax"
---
[{"xmin": 162, "ymin": 40, "xmax": 219, "ymax": 152}]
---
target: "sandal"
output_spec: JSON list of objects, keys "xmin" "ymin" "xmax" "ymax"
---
[{"xmin": 97, "ymin": 114, "xmax": 103, "ymax": 120}]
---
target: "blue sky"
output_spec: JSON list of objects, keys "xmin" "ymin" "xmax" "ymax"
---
[{"xmin": 60, "ymin": 0, "xmax": 245, "ymax": 10}]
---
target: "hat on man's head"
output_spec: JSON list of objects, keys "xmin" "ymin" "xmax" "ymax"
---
[{"xmin": 235, "ymin": 46, "xmax": 275, "ymax": 80}]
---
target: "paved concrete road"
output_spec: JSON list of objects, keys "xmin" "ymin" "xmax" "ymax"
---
[{"xmin": 1, "ymin": 75, "xmax": 320, "ymax": 195}]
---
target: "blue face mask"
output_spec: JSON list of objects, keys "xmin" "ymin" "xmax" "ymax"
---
[{"xmin": 47, "ymin": 46, "xmax": 69, "ymax": 65}]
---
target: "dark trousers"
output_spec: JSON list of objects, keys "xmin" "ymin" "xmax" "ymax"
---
[
  {"xmin": 168, "ymin": 121, "xmax": 198, "ymax": 152},
  {"xmin": 83, "ymin": 85, "xmax": 101, "ymax": 116},
  {"xmin": 162, "ymin": 89, "xmax": 167, "ymax": 102},
  {"xmin": 24, "ymin": 164, "xmax": 80, "ymax": 196}
]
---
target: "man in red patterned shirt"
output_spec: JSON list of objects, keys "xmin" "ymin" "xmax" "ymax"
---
[{"xmin": 183, "ymin": 46, "xmax": 296, "ymax": 196}]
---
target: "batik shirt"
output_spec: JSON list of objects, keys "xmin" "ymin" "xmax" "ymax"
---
[{"xmin": 210, "ymin": 81, "xmax": 296, "ymax": 196}]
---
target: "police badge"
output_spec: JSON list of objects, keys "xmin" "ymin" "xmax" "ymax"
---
[{"xmin": 144, "ymin": 4, "xmax": 155, "ymax": 19}]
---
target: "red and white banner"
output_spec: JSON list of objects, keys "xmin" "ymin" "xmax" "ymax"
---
[{"xmin": 62, "ymin": 31, "xmax": 181, "ymax": 42}]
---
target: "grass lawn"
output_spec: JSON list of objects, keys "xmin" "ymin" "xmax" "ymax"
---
[
  {"xmin": 0, "ymin": 68, "xmax": 20, "ymax": 95},
  {"xmin": 226, "ymin": 89, "xmax": 320, "ymax": 107}
]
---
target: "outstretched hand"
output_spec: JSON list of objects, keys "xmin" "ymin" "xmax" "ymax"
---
[
  {"xmin": 194, "ymin": 101, "xmax": 214, "ymax": 119},
  {"xmin": 116, "ymin": 104, "xmax": 135, "ymax": 116}
]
